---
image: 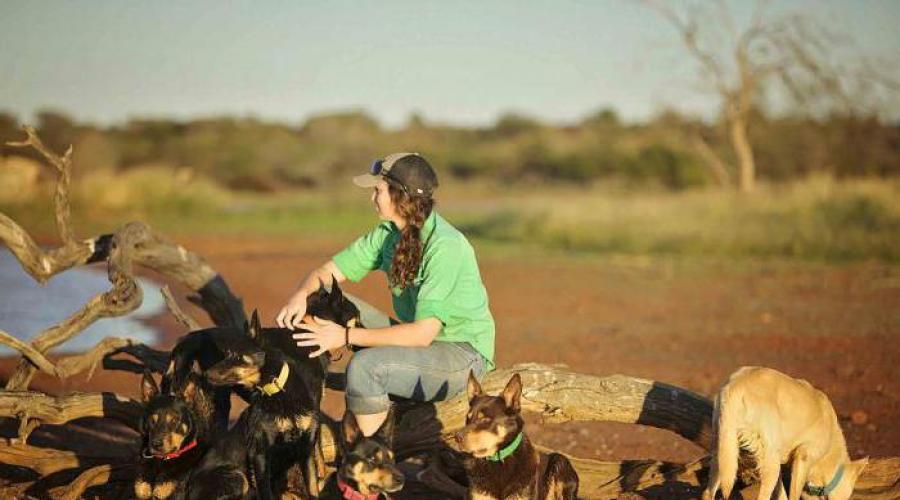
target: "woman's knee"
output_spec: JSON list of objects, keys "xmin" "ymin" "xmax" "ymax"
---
[{"xmin": 345, "ymin": 348, "xmax": 386, "ymax": 392}]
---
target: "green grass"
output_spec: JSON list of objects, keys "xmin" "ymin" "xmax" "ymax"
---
[
  {"xmin": 455, "ymin": 176, "xmax": 900, "ymax": 262},
  {"xmin": 3, "ymin": 168, "xmax": 898, "ymax": 263}
]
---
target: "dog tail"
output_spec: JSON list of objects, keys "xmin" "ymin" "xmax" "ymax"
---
[{"xmin": 715, "ymin": 388, "xmax": 740, "ymax": 499}]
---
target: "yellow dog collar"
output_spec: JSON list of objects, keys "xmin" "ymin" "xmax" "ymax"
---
[{"xmin": 259, "ymin": 362, "xmax": 290, "ymax": 396}]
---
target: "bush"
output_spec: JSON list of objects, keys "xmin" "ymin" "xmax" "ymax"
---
[{"xmin": 628, "ymin": 145, "xmax": 707, "ymax": 190}]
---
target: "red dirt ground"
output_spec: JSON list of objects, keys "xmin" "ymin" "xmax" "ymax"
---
[{"xmin": 3, "ymin": 235, "xmax": 898, "ymax": 468}]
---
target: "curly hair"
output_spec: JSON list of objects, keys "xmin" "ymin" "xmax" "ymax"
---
[{"xmin": 387, "ymin": 182, "xmax": 434, "ymax": 289}]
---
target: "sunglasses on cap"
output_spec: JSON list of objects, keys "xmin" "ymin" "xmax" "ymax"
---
[
  {"xmin": 369, "ymin": 158, "xmax": 411, "ymax": 194},
  {"xmin": 369, "ymin": 158, "xmax": 386, "ymax": 176}
]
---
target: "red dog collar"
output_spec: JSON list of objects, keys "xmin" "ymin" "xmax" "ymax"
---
[
  {"xmin": 155, "ymin": 439, "xmax": 198, "ymax": 460},
  {"xmin": 337, "ymin": 478, "xmax": 379, "ymax": 500}
]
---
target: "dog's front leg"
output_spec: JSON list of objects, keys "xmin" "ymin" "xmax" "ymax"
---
[
  {"xmin": 213, "ymin": 386, "xmax": 232, "ymax": 434},
  {"xmin": 704, "ymin": 454, "xmax": 721, "ymax": 500},
  {"xmin": 252, "ymin": 445, "xmax": 275, "ymax": 500},
  {"xmin": 756, "ymin": 451, "xmax": 787, "ymax": 500},
  {"xmin": 787, "ymin": 446, "xmax": 810, "ymax": 500}
]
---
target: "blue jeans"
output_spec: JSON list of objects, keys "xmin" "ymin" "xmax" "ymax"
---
[{"xmin": 345, "ymin": 341, "xmax": 487, "ymax": 415}]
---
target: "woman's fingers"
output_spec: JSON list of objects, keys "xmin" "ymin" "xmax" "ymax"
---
[
  {"xmin": 290, "ymin": 311, "xmax": 306, "ymax": 331},
  {"xmin": 295, "ymin": 332, "xmax": 327, "ymax": 356},
  {"xmin": 292, "ymin": 324, "xmax": 319, "ymax": 335},
  {"xmin": 276, "ymin": 303, "xmax": 304, "ymax": 329}
]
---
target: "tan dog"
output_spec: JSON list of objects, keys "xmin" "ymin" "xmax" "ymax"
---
[{"xmin": 705, "ymin": 366, "xmax": 867, "ymax": 500}]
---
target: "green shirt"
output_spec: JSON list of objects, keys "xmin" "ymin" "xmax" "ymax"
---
[{"xmin": 332, "ymin": 211, "xmax": 495, "ymax": 369}]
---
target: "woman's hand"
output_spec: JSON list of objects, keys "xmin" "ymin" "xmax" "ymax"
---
[
  {"xmin": 275, "ymin": 290, "xmax": 308, "ymax": 330},
  {"xmin": 292, "ymin": 317, "xmax": 346, "ymax": 358}
]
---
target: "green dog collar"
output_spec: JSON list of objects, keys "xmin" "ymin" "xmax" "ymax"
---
[
  {"xmin": 804, "ymin": 464, "xmax": 844, "ymax": 497},
  {"xmin": 487, "ymin": 432, "xmax": 523, "ymax": 462}
]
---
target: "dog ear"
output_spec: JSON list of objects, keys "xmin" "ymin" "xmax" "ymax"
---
[
  {"xmin": 375, "ymin": 405, "xmax": 396, "ymax": 447},
  {"xmin": 467, "ymin": 370, "xmax": 483, "ymax": 401},
  {"xmin": 141, "ymin": 370, "xmax": 159, "ymax": 403},
  {"xmin": 248, "ymin": 309, "xmax": 262, "ymax": 339},
  {"xmin": 501, "ymin": 373, "xmax": 522, "ymax": 412},
  {"xmin": 250, "ymin": 350, "xmax": 266, "ymax": 367},
  {"xmin": 328, "ymin": 277, "xmax": 343, "ymax": 307},
  {"xmin": 317, "ymin": 278, "xmax": 327, "ymax": 293},
  {"xmin": 342, "ymin": 410, "xmax": 362, "ymax": 446}
]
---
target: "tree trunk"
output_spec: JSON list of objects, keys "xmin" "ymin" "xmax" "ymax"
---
[{"xmin": 730, "ymin": 109, "xmax": 757, "ymax": 193}]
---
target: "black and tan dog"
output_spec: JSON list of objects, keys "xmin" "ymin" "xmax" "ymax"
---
[
  {"xmin": 203, "ymin": 314, "xmax": 325, "ymax": 500},
  {"xmin": 456, "ymin": 372, "xmax": 579, "ymax": 500},
  {"xmin": 135, "ymin": 371, "xmax": 215, "ymax": 500},
  {"xmin": 163, "ymin": 278, "xmax": 361, "ymax": 428},
  {"xmin": 320, "ymin": 408, "xmax": 405, "ymax": 499},
  {"xmin": 185, "ymin": 407, "xmax": 254, "ymax": 500}
]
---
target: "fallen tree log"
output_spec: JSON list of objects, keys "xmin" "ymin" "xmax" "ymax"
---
[{"xmin": 320, "ymin": 363, "xmax": 712, "ymax": 461}]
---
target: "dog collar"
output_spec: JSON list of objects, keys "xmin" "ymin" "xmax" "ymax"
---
[
  {"xmin": 259, "ymin": 362, "xmax": 290, "ymax": 396},
  {"xmin": 155, "ymin": 439, "xmax": 198, "ymax": 460},
  {"xmin": 487, "ymin": 432, "xmax": 523, "ymax": 462},
  {"xmin": 337, "ymin": 478, "xmax": 379, "ymax": 500},
  {"xmin": 804, "ymin": 464, "xmax": 844, "ymax": 497}
]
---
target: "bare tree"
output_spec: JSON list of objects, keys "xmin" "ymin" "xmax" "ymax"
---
[{"xmin": 643, "ymin": 0, "xmax": 899, "ymax": 192}]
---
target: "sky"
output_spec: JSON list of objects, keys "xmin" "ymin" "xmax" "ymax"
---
[{"xmin": 2, "ymin": 0, "xmax": 898, "ymax": 128}]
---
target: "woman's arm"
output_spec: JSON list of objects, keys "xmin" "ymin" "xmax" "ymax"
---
[
  {"xmin": 349, "ymin": 318, "xmax": 442, "ymax": 347},
  {"xmin": 293, "ymin": 317, "xmax": 442, "ymax": 357},
  {"xmin": 276, "ymin": 260, "xmax": 346, "ymax": 329}
]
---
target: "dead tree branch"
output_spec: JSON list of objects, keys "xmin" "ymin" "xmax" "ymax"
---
[
  {"xmin": 0, "ymin": 329, "xmax": 59, "ymax": 377},
  {"xmin": 161, "ymin": 285, "xmax": 202, "ymax": 331},
  {"xmin": 4, "ymin": 223, "xmax": 144, "ymax": 391},
  {"xmin": 1, "ymin": 128, "xmax": 245, "ymax": 391},
  {"xmin": 6, "ymin": 126, "xmax": 77, "ymax": 246},
  {"xmin": 0, "ymin": 391, "xmax": 142, "ymax": 444}
]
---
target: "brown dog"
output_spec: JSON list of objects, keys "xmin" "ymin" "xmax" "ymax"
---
[
  {"xmin": 456, "ymin": 372, "xmax": 578, "ymax": 499},
  {"xmin": 705, "ymin": 366, "xmax": 868, "ymax": 500}
]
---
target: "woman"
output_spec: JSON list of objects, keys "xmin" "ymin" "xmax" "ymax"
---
[{"xmin": 276, "ymin": 152, "xmax": 495, "ymax": 437}]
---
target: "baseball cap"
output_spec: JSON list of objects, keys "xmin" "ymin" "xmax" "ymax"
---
[{"xmin": 353, "ymin": 152, "xmax": 438, "ymax": 197}]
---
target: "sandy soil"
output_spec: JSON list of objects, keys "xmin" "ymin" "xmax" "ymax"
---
[{"xmin": 3, "ymin": 235, "xmax": 897, "ymax": 468}]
